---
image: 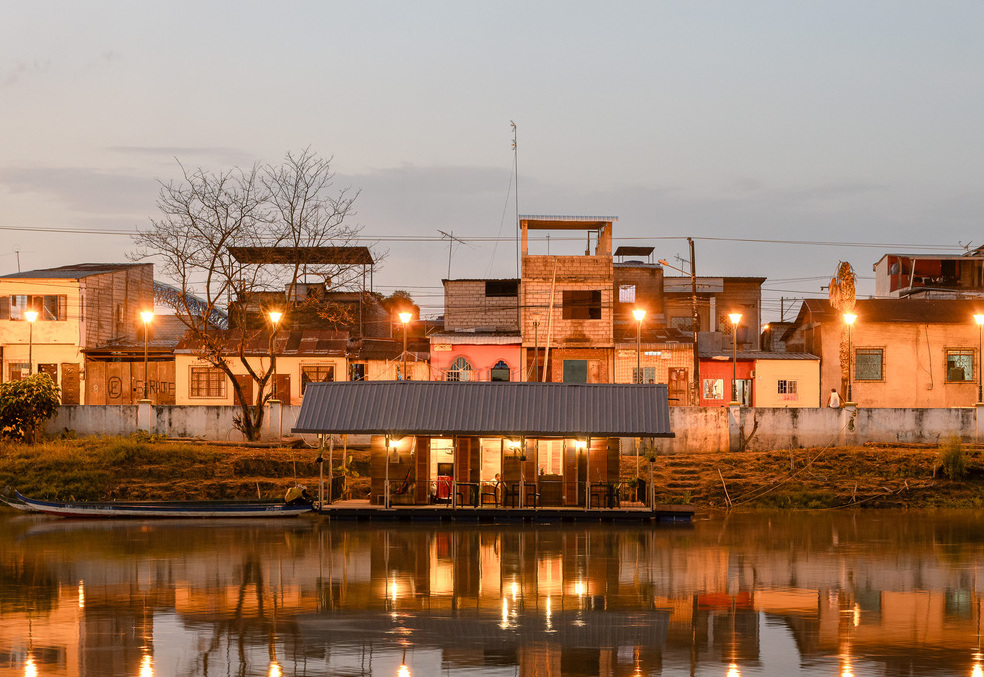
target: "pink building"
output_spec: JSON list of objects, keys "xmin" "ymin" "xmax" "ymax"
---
[{"xmin": 428, "ymin": 334, "xmax": 521, "ymax": 382}]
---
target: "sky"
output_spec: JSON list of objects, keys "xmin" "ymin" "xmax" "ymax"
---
[{"xmin": 2, "ymin": 1, "xmax": 984, "ymax": 321}]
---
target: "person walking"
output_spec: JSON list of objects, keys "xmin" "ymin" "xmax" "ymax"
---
[{"xmin": 827, "ymin": 388, "xmax": 841, "ymax": 408}]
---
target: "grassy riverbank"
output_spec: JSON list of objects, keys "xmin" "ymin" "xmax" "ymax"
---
[{"xmin": 2, "ymin": 436, "xmax": 983, "ymax": 509}]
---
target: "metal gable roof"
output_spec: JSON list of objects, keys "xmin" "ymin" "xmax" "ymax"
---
[{"xmin": 292, "ymin": 381, "xmax": 674, "ymax": 438}]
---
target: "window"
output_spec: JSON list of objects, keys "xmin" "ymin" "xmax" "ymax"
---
[
  {"xmin": 485, "ymin": 279, "xmax": 518, "ymax": 297},
  {"xmin": 777, "ymin": 380, "xmax": 799, "ymax": 402},
  {"xmin": 445, "ymin": 356, "xmax": 473, "ymax": 382},
  {"xmin": 563, "ymin": 359, "xmax": 587, "ymax": 383},
  {"xmin": 618, "ymin": 284, "xmax": 636, "ymax": 303},
  {"xmin": 854, "ymin": 348, "xmax": 884, "ymax": 381},
  {"xmin": 562, "ymin": 290, "xmax": 602, "ymax": 320},
  {"xmin": 538, "ymin": 440, "xmax": 563, "ymax": 476},
  {"xmin": 632, "ymin": 366, "xmax": 656, "ymax": 384},
  {"xmin": 7, "ymin": 363, "xmax": 30, "ymax": 381},
  {"xmin": 0, "ymin": 294, "xmax": 67, "ymax": 321},
  {"xmin": 349, "ymin": 363, "xmax": 366, "ymax": 381},
  {"xmin": 946, "ymin": 349, "xmax": 975, "ymax": 382},
  {"xmin": 490, "ymin": 360, "xmax": 510, "ymax": 382},
  {"xmin": 669, "ymin": 316, "xmax": 695, "ymax": 332},
  {"xmin": 703, "ymin": 379, "xmax": 724, "ymax": 400},
  {"xmin": 190, "ymin": 367, "xmax": 226, "ymax": 398},
  {"xmin": 301, "ymin": 365, "xmax": 334, "ymax": 394}
]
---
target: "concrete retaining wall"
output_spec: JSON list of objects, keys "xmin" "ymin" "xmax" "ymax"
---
[{"xmin": 45, "ymin": 404, "xmax": 984, "ymax": 453}]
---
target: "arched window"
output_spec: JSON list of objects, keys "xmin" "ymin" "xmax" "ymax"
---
[
  {"xmin": 445, "ymin": 356, "xmax": 473, "ymax": 382},
  {"xmin": 490, "ymin": 360, "xmax": 510, "ymax": 382}
]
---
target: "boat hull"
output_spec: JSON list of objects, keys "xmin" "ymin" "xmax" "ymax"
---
[{"xmin": 14, "ymin": 492, "xmax": 312, "ymax": 519}]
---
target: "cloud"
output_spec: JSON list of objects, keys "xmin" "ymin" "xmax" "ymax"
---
[
  {"xmin": 108, "ymin": 146, "xmax": 254, "ymax": 166},
  {"xmin": 2, "ymin": 59, "xmax": 50, "ymax": 88},
  {"xmin": 0, "ymin": 165, "xmax": 157, "ymax": 215}
]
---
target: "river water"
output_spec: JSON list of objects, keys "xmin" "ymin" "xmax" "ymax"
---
[{"xmin": 2, "ymin": 510, "xmax": 984, "ymax": 676}]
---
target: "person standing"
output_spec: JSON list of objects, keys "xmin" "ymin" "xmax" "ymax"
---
[{"xmin": 827, "ymin": 388, "xmax": 841, "ymax": 408}]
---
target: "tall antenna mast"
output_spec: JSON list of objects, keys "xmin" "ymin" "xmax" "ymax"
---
[
  {"xmin": 438, "ymin": 229, "xmax": 469, "ymax": 279},
  {"xmin": 511, "ymin": 121, "xmax": 519, "ymax": 278}
]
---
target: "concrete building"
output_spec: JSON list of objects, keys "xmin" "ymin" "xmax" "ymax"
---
[
  {"xmin": 0, "ymin": 263, "xmax": 153, "ymax": 403},
  {"xmin": 520, "ymin": 216, "xmax": 615, "ymax": 383},
  {"xmin": 782, "ymin": 298, "xmax": 984, "ymax": 407},
  {"xmin": 874, "ymin": 251, "xmax": 984, "ymax": 298}
]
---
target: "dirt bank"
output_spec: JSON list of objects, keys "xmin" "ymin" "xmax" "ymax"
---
[{"xmin": 2, "ymin": 437, "xmax": 982, "ymax": 509}]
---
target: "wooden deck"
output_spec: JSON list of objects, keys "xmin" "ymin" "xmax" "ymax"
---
[{"xmin": 316, "ymin": 499, "xmax": 694, "ymax": 524}]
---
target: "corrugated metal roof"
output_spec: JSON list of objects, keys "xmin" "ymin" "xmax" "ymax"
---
[
  {"xmin": 292, "ymin": 381, "xmax": 673, "ymax": 438},
  {"xmin": 0, "ymin": 263, "xmax": 146, "ymax": 279},
  {"xmin": 699, "ymin": 350, "xmax": 819, "ymax": 361}
]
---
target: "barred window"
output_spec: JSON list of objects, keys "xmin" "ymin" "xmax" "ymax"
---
[
  {"xmin": 190, "ymin": 367, "xmax": 226, "ymax": 398},
  {"xmin": 702, "ymin": 379, "xmax": 724, "ymax": 400},
  {"xmin": 301, "ymin": 365, "xmax": 334, "ymax": 394},
  {"xmin": 854, "ymin": 348, "xmax": 884, "ymax": 381},
  {"xmin": 632, "ymin": 366, "xmax": 656, "ymax": 384},
  {"xmin": 777, "ymin": 380, "xmax": 798, "ymax": 394},
  {"xmin": 445, "ymin": 356, "xmax": 473, "ymax": 382},
  {"xmin": 946, "ymin": 349, "xmax": 974, "ymax": 382}
]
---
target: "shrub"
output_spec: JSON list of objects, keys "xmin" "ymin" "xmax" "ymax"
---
[
  {"xmin": 0, "ymin": 373, "xmax": 60, "ymax": 443},
  {"xmin": 938, "ymin": 435, "xmax": 967, "ymax": 480}
]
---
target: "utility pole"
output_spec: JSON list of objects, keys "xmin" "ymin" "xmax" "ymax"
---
[{"xmin": 689, "ymin": 238, "xmax": 700, "ymax": 406}]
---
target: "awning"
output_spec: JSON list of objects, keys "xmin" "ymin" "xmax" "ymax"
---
[{"xmin": 292, "ymin": 381, "xmax": 674, "ymax": 438}]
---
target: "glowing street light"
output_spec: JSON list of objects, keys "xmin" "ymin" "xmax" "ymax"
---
[
  {"xmin": 632, "ymin": 308, "xmax": 646, "ymax": 383},
  {"xmin": 728, "ymin": 312, "xmax": 742, "ymax": 405},
  {"xmin": 268, "ymin": 311, "xmax": 283, "ymax": 400},
  {"xmin": 975, "ymin": 314, "xmax": 984, "ymax": 404},
  {"xmin": 140, "ymin": 311, "xmax": 154, "ymax": 401},
  {"xmin": 24, "ymin": 309, "xmax": 38, "ymax": 376},
  {"xmin": 843, "ymin": 313, "xmax": 857, "ymax": 403},
  {"xmin": 399, "ymin": 311, "xmax": 412, "ymax": 380}
]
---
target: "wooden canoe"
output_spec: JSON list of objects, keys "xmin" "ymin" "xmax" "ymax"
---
[{"xmin": 14, "ymin": 491, "xmax": 313, "ymax": 519}]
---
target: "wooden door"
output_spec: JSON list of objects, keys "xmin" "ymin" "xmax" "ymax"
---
[
  {"xmin": 61, "ymin": 363, "xmax": 80, "ymax": 404},
  {"xmin": 668, "ymin": 368, "xmax": 688, "ymax": 406},
  {"xmin": 233, "ymin": 375, "xmax": 253, "ymax": 406},
  {"xmin": 275, "ymin": 374, "xmax": 291, "ymax": 405}
]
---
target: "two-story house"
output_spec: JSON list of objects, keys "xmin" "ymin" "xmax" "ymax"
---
[{"xmin": 0, "ymin": 263, "xmax": 154, "ymax": 404}]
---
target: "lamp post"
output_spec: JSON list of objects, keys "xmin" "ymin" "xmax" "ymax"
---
[
  {"xmin": 843, "ymin": 313, "xmax": 857, "ymax": 404},
  {"xmin": 24, "ymin": 310, "xmax": 38, "ymax": 376},
  {"xmin": 140, "ymin": 311, "xmax": 154, "ymax": 400},
  {"xmin": 632, "ymin": 308, "xmax": 646, "ymax": 383},
  {"xmin": 268, "ymin": 311, "xmax": 283, "ymax": 400},
  {"xmin": 975, "ymin": 314, "xmax": 984, "ymax": 404},
  {"xmin": 399, "ymin": 311, "xmax": 412, "ymax": 380},
  {"xmin": 728, "ymin": 313, "xmax": 742, "ymax": 405}
]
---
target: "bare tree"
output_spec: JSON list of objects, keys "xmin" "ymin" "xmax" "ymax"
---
[{"xmin": 132, "ymin": 149, "xmax": 366, "ymax": 440}]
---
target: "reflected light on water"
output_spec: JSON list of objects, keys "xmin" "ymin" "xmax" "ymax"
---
[
  {"xmin": 267, "ymin": 660, "xmax": 282, "ymax": 677},
  {"xmin": 396, "ymin": 663, "xmax": 410, "ymax": 677},
  {"xmin": 24, "ymin": 655, "xmax": 37, "ymax": 677},
  {"xmin": 726, "ymin": 662, "xmax": 740, "ymax": 677},
  {"xmin": 574, "ymin": 580, "xmax": 586, "ymax": 597},
  {"xmin": 77, "ymin": 580, "xmax": 85, "ymax": 608},
  {"xmin": 853, "ymin": 603, "xmax": 861, "ymax": 627},
  {"xmin": 511, "ymin": 580, "xmax": 519, "ymax": 600},
  {"xmin": 972, "ymin": 651, "xmax": 983, "ymax": 677},
  {"xmin": 139, "ymin": 654, "xmax": 153, "ymax": 677}
]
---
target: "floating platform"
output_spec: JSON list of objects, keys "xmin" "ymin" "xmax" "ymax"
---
[{"xmin": 316, "ymin": 500, "xmax": 694, "ymax": 524}]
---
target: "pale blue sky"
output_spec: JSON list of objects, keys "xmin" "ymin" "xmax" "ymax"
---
[{"xmin": 2, "ymin": 1, "xmax": 983, "ymax": 319}]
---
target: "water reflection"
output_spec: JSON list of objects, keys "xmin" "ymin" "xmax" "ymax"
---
[{"xmin": 2, "ymin": 512, "xmax": 984, "ymax": 675}]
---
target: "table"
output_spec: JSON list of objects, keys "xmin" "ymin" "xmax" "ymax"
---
[{"xmin": 455, "ymin": 482, "xmax": 480, "ymax": 507}]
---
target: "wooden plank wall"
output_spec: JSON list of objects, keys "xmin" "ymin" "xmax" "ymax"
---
[{"xmin": 85, "ymin": 360, "xmax": 176, "ymax": 404}]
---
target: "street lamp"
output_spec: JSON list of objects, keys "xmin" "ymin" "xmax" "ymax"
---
[
  {"xmin": 269, "ymin": 311, "xmax": 283, "ymax": 400},
  {"xmin": 975, "ymin": 314, "xmax": 984, "ymax": 403},
  {"xmin": 843, "ymin": 313, "xmax": 857, "ymax": 403},
  {"xmin": 140, "ymin": 311, "xmax": 154, "ymax": 400},
  {"xmin": 728, "ymin": 312, "xmax": 742, "ymax": 405},
  {"xmin": 398, "ymin": 311, "xmax": 412, "ymax": 380},
  {"xmin": 24, "ymin": 310, "xmax": 38, "ymax": 376},
  {"xmin": 632, "ymin": 308, "xmax": 646, "ymax": 383}
]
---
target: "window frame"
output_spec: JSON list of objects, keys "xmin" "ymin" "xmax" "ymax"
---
[
  {"xmin": 561, "ymin": 290, "xmax": 602, "ymax": 320},
  {"xmin": 189, "ymin": 366, "xmax": 227, "ymax": 399},
  {"xmin": 445, "ymin": 356, "xmax": 473, "ymax": 382},
  {"xmin": 945, "ymin": 348, "xmax": 975, "ymax": 383},
  {"xmin": 490, "ymin": 359, "xmax": 511, "ymax": 382},
  {"xmin": 854, "ymin": 347, "xmax": 885, "ymax": 382},
  {"xmin": 300, "ymin": 364, "xmax": 335, "ymax": 394},
  {"xmin": 702, "ymin": 378, "xmax": 724, "ymax": 400},
  {"xmin": 0, "ymin": 294, "xmax": 68, "ymax": 321}
]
